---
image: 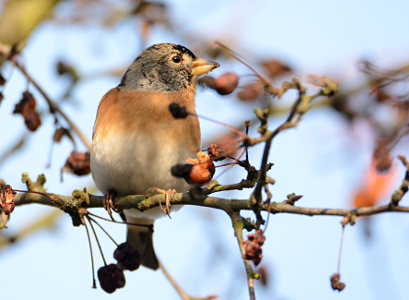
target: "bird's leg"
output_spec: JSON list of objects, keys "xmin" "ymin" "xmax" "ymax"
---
[
  {"xmin": 146, "ymin": 187, "xmax": 176, "ymax": 216},
  {"xmin": 104, "ymin": 189, "xmax": 118, "ymax": 221}
]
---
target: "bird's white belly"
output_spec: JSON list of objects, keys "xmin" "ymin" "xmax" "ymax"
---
[{"xmin": 91, "ymin": 129, "xmax": 191, "ymax": 220}]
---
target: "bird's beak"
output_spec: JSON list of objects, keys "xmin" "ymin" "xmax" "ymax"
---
[{"xmin": 191, "ymin": 57, "xmax": 219, "ymax": 76}]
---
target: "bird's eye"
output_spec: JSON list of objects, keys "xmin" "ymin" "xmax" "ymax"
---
[{"xmin": 171, "ymin": 55, "xmax": 182, "ymax": 63}]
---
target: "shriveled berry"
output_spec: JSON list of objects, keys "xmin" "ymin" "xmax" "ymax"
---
[
  {"xmin": 61, "ymin": 151, "xmax": 91, "ymax": 178},
  {"xmin": 213, "ymin": 72, "xmax": 239, "ymax": 95},
  {"xmin": 114, "ymin": 242, "xmax": 142, "ymax": 271},
  {"xmin": 237, "ymin": 82, "xmax": 263, "ymax": 101},
  {"xmin": 198, "ymin": 76, "xmax": 216, "ymax": 88},
  {"xmin": 186, "ymin": 151, "xmax": 215, "ymax": 185},
  {"xmin": 330, "ymin": 273, "xmax": 346, "ymax": 292},
  {"xmin": 207, "ymin": 143, "xmax": 228, "ymax": 161},
  {"xmin": 97, "ymin": 264, "xmax": 125, "ymax": 294},
  {"xmin": 13, "ymin": 91, "xmax": 41, "ymax": 131},
  {"xmin": 261, "ymin": 60, "xmax": 291, "ymax": 78},
  {"xmin": 0, "ymin": 185, "xmax": 16, "ymax": 214},
  {"xmin": 243, "ymin": 229, "xmax": 266, "ymax": 266},
  {"xmin": 189, "ymin": 162, "xmax": 215, "ymax": 184}
]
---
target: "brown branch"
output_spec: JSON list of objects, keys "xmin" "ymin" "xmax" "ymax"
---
[
  {"xmin": 390, "ymin": 154, "xmax": 409, "ymax": 206},
  {"xmin": 13, "ymin": 191, "xmax": 409, "ymax": 218},
  {"xmin": 229, "ymin": 211, "xmax": 256, "ymax": 300},
  {"xmin": 159, "ymin": 260, "xmax": 191, "ymax": 300},
  {"xmin": 14, "ymin": 61, "xmax": 91, "ymax": 150},
  {"xmin": 252, "ymin": 79, "xmax": 306, "ymax": 206}
]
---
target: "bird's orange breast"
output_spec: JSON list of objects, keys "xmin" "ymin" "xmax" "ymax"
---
[
  {"xmin": 93, "ymin": 86, "xmax": 200, "ymax": 149},
  {"xmin": 91, "ymin": 86, "xmax": 201, "ymax": 196}
]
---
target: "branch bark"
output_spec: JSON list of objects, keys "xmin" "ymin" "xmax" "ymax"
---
[{"xmin": 13, "ymin": 191, "xmax": 409, "ymax": 218}]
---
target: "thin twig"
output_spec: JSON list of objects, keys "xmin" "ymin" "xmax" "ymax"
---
[
  {"xmin": 13, "ymin": 192, "xmax": 409, "ymax": 218},
  {"xmin": 83, "ymin": 218, "xmax": 97, "ymax": 288},
  {"xmin": 86, "ymin": 216, "xmax": 107, "ymax": 265},
  {"xmin": 87, "ymin": 212, "xmax": 152, "ymax": 228},
  {"xmin": 229, "ymin": 211, "xmax": 256, "ymax": 300},
  {"xmin": 252, "ymin": 83, "xmax": 307, "ymax": 201},
  {"xmin": 87, "ymin": 215, "xmax": 119, "ymax": 247},
  {"xmin": 159, "ymin": 260, "xmax": 191, "ymax": 300},
  {"xmin": 337, "ymin": 225, "xmax": 345, "ymax": 274},
  {"xmin": 14, "ymin": 61, "xmax": 91, "ymax": 150},
  {"xmin": 215, "ymin": 41, "xmax": 273, "ymax": 92},
  {"xmin": 193, "ymin": 112, "xmax": 248, "ymax": 139}
]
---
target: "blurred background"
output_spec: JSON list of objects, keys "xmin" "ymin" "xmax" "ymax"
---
[{"xmin": 1, "ymin": 0, "xmax": 409, "ymax": 299}]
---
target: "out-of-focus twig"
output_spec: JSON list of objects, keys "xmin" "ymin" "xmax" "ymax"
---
[
  {"xmin": 14, "ymin": 61, "xmax": 91, "ymax": 150},
  {"xmin": 0, "ymin": 131, "xmax": 29, "ymax": 166},
  {"xmin": 0, "ymin": 209, "xmax": 61, "ymax": 249},
  {"xmin": 229, "ymin": 211, "xmax": 256, "ymax": 300}
]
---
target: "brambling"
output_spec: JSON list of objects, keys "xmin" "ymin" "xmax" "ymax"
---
[{"xmin": 91, "ymin": 43, "xmax": 219, "ymax": 270}]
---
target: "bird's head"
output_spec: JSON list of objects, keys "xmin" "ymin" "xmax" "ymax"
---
[{"xmin": 119, "ymin": 43, "xmax": 219, "ymax": 92}]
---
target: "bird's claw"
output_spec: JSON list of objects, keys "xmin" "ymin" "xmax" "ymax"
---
[
  {"xmin": 146, "ymin": 187, "xmax": 176, "ymax": 217},
  {"xmin": 104, "ymin": 189, "xmax": 118, "ymax": 221}
]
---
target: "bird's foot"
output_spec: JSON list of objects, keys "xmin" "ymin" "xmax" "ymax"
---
[
  {"xmin": 146, "ymin": 187, "xmax": 176, "ymax": 217},
  {"xmin": 104, "ymin": 189, "xmax": 118, "ymax": 221}
]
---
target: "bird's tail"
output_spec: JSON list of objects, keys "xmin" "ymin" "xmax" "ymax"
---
[{"xmin": 126, "ymin": 218, "xmax": 159, "ymax": 270}]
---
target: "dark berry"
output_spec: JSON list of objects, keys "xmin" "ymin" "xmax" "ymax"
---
[
  {"xmin": 97, "ymin": 264, "xmax": 125, "ymax": 294},
  {"xmin": 114, "ymin": 242, "xmax": 142, "ymax": 271}
]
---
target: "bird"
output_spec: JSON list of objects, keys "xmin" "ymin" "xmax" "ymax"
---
[{"xmin": 91, "ymin": 43, "xmax": 219, "ymax": 270}]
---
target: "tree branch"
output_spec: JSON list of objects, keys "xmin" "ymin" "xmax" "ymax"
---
[
  {"xmin": 13, "ymin": 191, "xmax": 409, "ymax": 218},
  {"xmin": 229, "ymin": 211, "xmax": 256, "ymax": 300},
  {"xmin": 14, "ymin": 61, "xmax": 91, "ymax": 150}
]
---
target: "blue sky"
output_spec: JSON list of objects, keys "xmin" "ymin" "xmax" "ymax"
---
[{"xmin": 1, "ymin": 1, "xmax": 409, "ymax": 299}]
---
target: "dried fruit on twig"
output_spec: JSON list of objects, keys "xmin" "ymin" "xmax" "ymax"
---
[
  {"xmin": 1, "ymin": 185, "xmax": 16, "ymax": 214},
  {"xmin": 113, "ymin": 242, "xmax": 142, "ymax": 271},
  {"xmin": 204, "ymin": 73, "xmax": 239, "ymax": 95},
  {"xmin": 373, "ymin": 139, "xmax": 393, "ymax": 172},
  {"xmin": 53, "ymin": 127, "xmax": 74, "ymax": 143},
  {"xmin": 209, "ymin": 131, "xmax": 240, "ymax": 159},
  {"xmin": 207, "ymin": 143, "xmax": 229, "ymax": 161},
  {"xmin": 214, "ymin": 73, "xmax": 239, "ymax": 95},
  {"xmin": 237, "ymin": 82, "xmax": 263, "ymax": 101},
  {"xmin": 61, "ymin": 151, "xmax": 91, "ymax": 179},
  {"xmin": 186, "ymin": 151, "xmax": 215, "ymax": 185},
  {"xmin": 243, "ymin": 229, "xmax": 265, "ymax": 266},
  {"xmin": 97, "ymin": 264, "xmax": 125, "ymax": 294},
  {"xmin": 330, "ymin": 273, "xmax": 345, "ymax": 291},
  {"xmin": 13, "ymin": 91, "xmax": 41, "ymax": 131},
  {"xmin": 261, "ymin": 60, "xmax": 291, "ymax": 78}
]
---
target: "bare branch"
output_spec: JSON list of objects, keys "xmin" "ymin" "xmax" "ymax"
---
[
  {"xmin": 13, "ymin": 190, "xmax": 409, "ymax": 218},
  {"xmin": 14, "ymin": 61, "xmax": 91, "ymax": 150},
  {"xmin": 229, "ymin": 211, "xmax": 256, "ymax": 300}
]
